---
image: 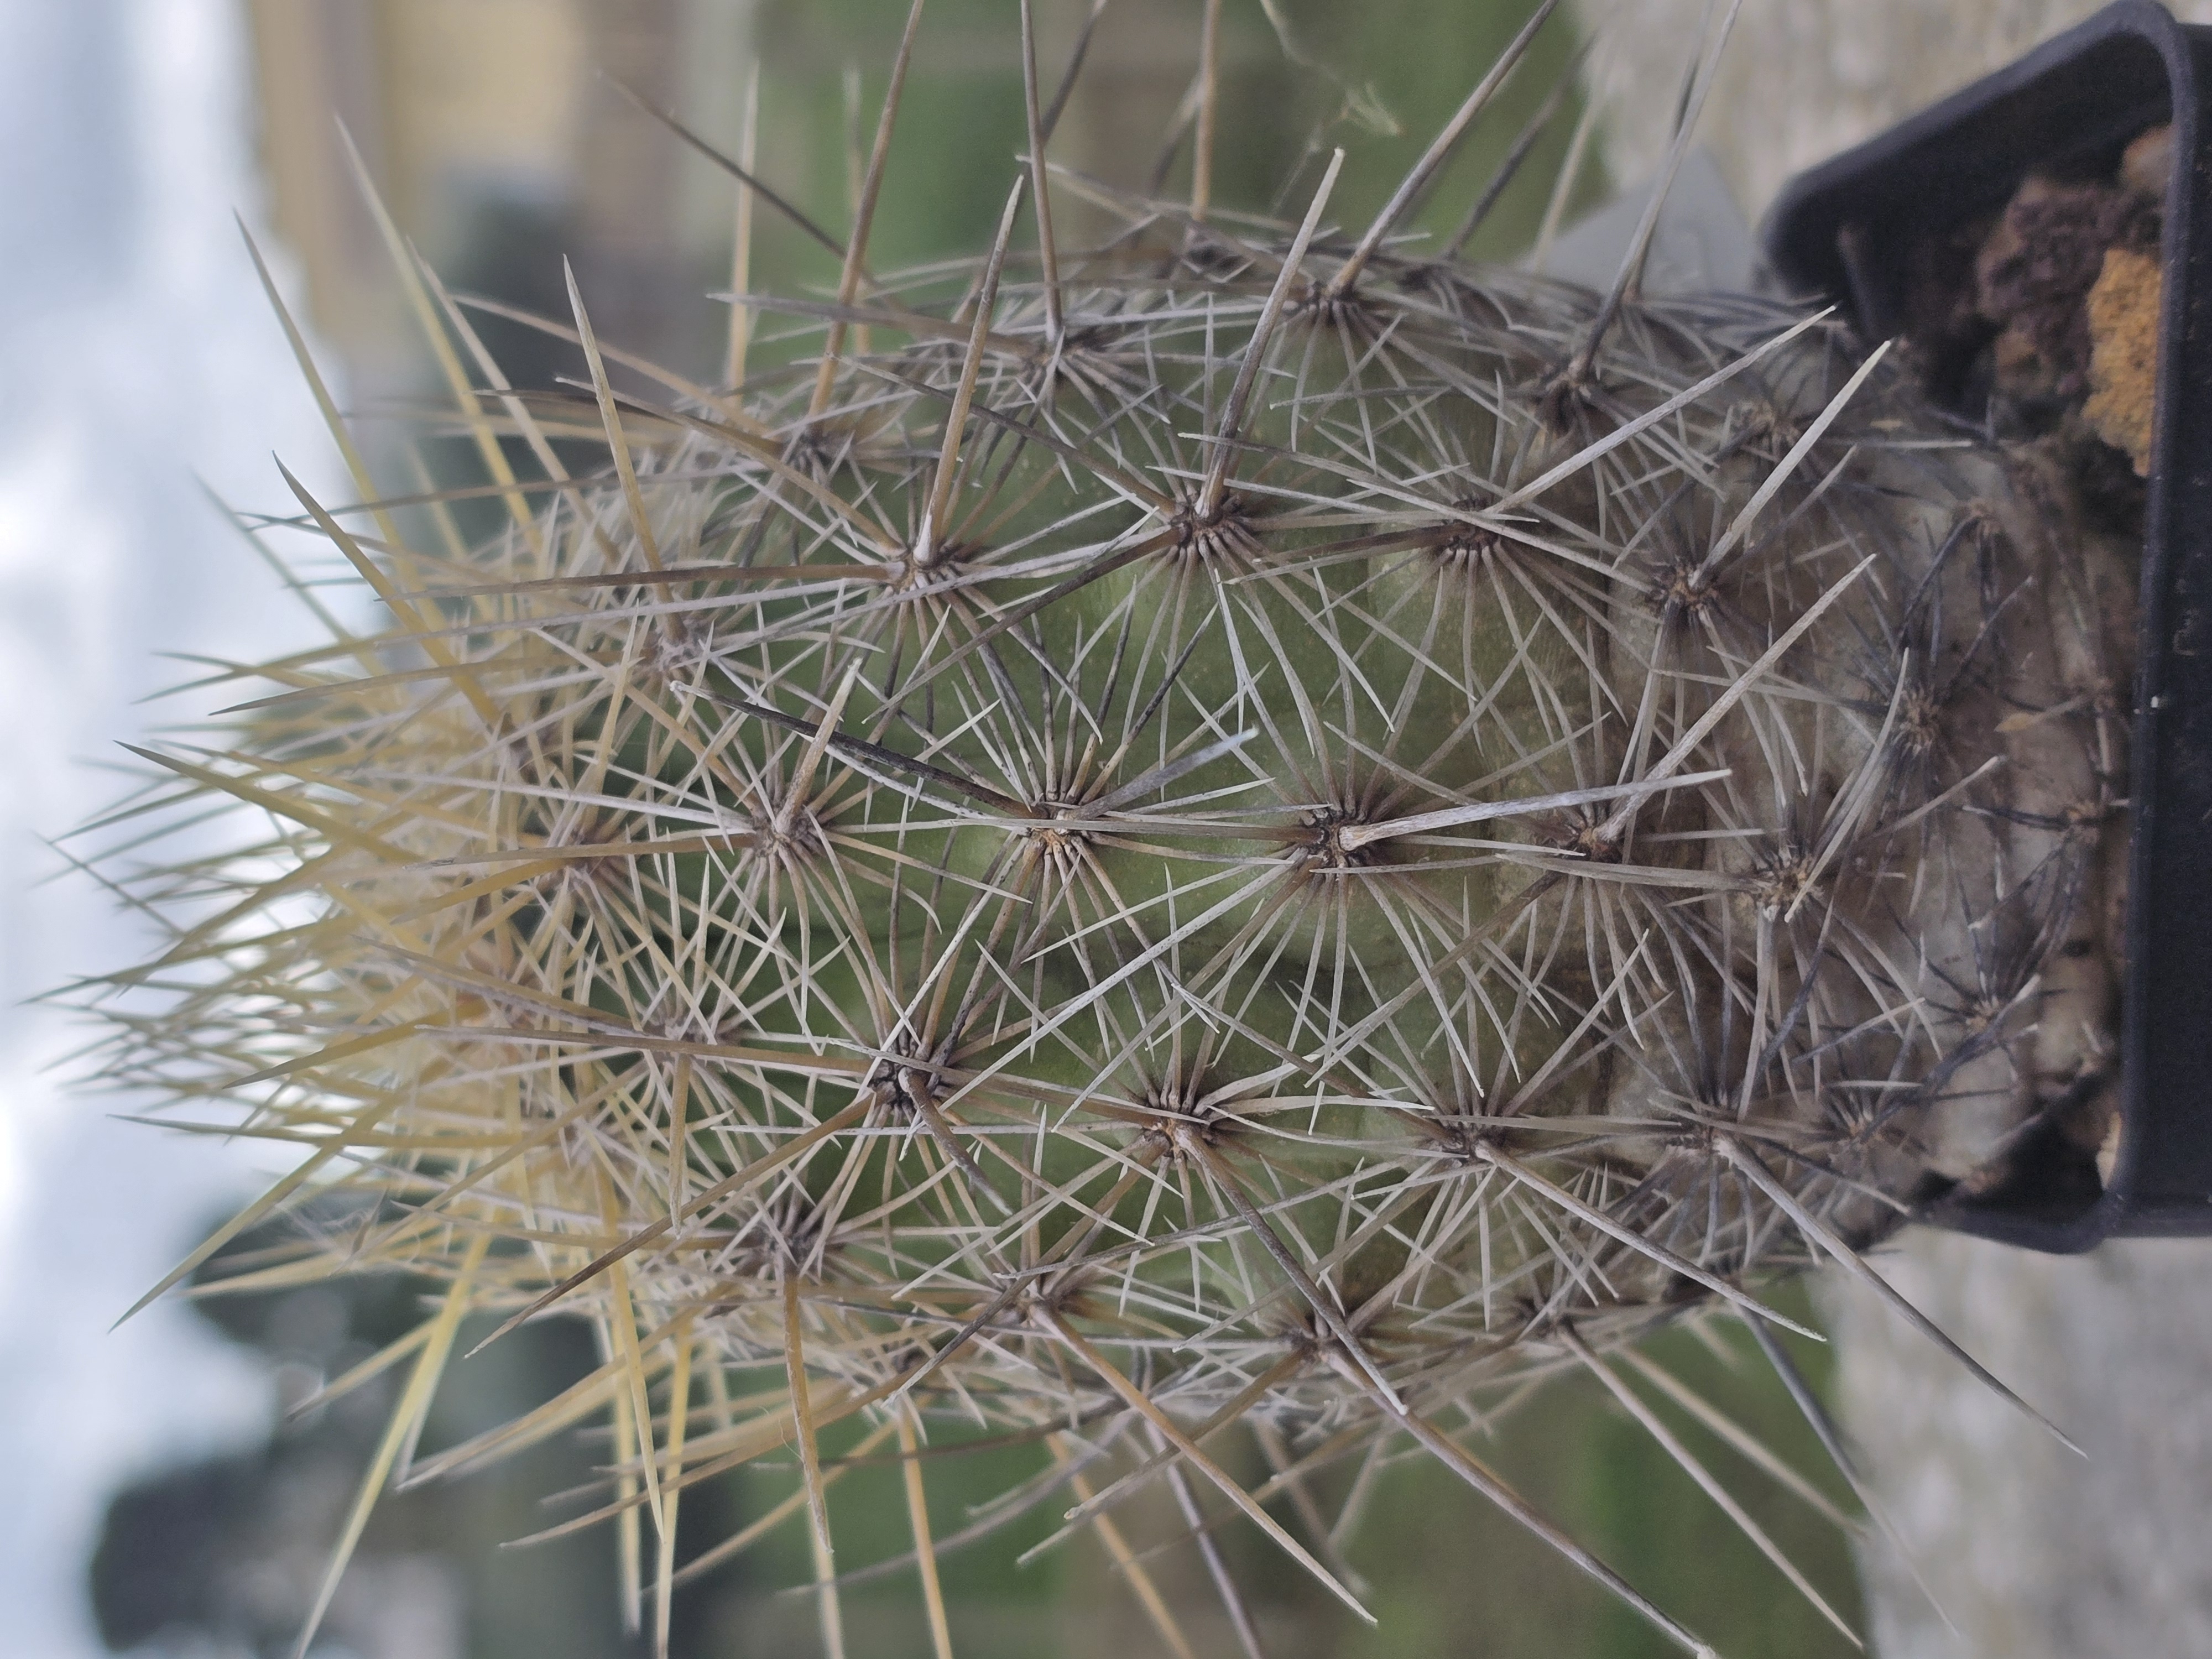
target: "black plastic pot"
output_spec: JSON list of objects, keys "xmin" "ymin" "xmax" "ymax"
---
[{"xmin": 1765, "ymin": 1, "xmax": 2212, "ymax": 1253}]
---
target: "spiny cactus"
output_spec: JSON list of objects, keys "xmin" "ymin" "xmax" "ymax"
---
[{"xmin": 82, "ymin": 3, "xmax": 2132, "ymax": 1655}]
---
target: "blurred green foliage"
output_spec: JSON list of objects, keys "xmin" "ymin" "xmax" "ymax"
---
[{"xmin": 734, "ymin": 0, "xmax": 1604, "ymax": 350}]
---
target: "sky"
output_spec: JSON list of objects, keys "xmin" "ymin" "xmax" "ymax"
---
[{"xmin": 0, "ymin": 2, "xmax": 348, "ymax": 1653}]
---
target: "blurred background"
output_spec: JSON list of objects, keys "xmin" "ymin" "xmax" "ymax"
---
[{"xmin": 10, "ymin": 2, "xmax": 2157, "ymax": 1657}]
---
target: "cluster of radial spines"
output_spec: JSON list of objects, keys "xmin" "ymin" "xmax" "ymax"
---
[{"xmin": 79, "ymin": 18, "xmax": 2122, "ymax": 1657}]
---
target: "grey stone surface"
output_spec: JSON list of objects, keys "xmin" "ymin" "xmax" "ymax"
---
[
  {"xmin": 1583, "ymin": 0, "xmax": 2212, "ymax": 234},
  {"xmin": 1820, "ymin": 1232, "xmax": 2212, "ymax": 1657}
]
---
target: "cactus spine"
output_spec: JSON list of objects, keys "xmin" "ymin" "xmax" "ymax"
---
[{"xmin": 85, "ymin": 4, "xmax": 2128, "ymax": 1653}]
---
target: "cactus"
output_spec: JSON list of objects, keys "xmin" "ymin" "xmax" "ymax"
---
[{"xmin": 82, "ymin": 3, "xmax": 2131, "ymax": 1654}]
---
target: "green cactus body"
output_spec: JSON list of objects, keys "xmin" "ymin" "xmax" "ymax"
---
[{"xmin": 86, "ymin": 8, "xmax": 2133, "ymax": 1654}]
